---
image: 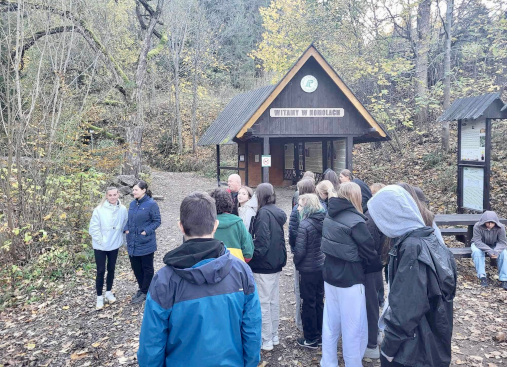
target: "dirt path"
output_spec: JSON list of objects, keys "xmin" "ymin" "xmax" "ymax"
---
[{"xmin": 1, "ymin": 171, "xmax": 506, "ymax": 366}]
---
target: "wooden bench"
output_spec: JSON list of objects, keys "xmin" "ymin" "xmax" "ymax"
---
[
  {"xmin": 449, "ymin": 247, "xmax": 496, "ymax": 261},
  {"xmin": 440, "ymin": 227, "xmax": 468, "ymax": 244},
  {"xmin": 449, "ymin": 247, "xmax": 472, "ymax": 258}
]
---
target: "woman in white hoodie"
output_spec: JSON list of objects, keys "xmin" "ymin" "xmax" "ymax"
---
[
  {"xmin": 89, "ymin": 187, "xmax": 128, "ymax": 310},
  {"xmin": 237, "ymin": 186, "xmax": 257, "ymax": 231}
]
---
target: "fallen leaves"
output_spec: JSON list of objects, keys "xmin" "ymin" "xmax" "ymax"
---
[{"xmin": 70, "ymin": 349, "xmax": 89, "ymax": 360}]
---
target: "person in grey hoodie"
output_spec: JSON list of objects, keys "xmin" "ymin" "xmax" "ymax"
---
[
  {"xmin": 471, "ymin": 210, "xmax": 507, "ymax": 289},
  {"xmin": 368, "ymin": 185, "xmax": 456, "ymax": 367}
]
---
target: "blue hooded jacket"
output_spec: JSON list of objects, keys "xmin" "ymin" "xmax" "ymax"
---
[
  {"xmin": 124, "ymin": 195, "xmax": 161, "ymax": 256},
  {"xmin": 138, "ymin": 238, "xmax": 261, "ymax": 367}
]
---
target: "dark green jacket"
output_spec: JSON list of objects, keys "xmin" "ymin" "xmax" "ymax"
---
[{"xmin": 214, "ymin": 213, "xmax": 254, "ymax": 261}]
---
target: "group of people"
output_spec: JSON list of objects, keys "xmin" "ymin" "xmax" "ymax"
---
[{"xmin": 87, "ymin": 169, "xmax": 507, "ymax": 367}]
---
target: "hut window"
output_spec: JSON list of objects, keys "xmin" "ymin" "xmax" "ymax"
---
[
  {"xmin": 284, "ymin": 143, "xmax": 295, "ymax": 169},
  {"xmin": 305, "ymin": 142, "xmax": 322, "ymax": 173},
  {"xmin": 332, "ymin": 139, "xmax": 346, "ymax": 172}
]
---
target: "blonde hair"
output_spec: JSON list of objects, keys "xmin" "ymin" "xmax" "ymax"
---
[
  {"xmin": 302, "ymin": 171, "xmax": 315, "ymax": 182},
  {"xmin": 298, "ymin": 194, "xmax": 323, "ymax": 219},
  {"xmin": 99, "ymin": 186, "xmax": 119, "ymax": 206},
  {"xmin": 316, "ymin": 180, "xmax": 336, "ymax": 198},
  {"xmin": 337, "ymin": 182, "xmax": 363, "ymax": 213},
  {"xmin": 370, "ymin": 183, "xmax": 385, "ymax": 196}
]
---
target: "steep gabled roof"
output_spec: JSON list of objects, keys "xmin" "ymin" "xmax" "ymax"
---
[
  {"xmin": 235, "ymin": 45, "xmax": 388, "ymax": 140},
  {"xmin": 199, "ymin": 45, "xmax": 389, "ymax": 146},
  {"xmin": 197, "ymin": 85, "xmax": 275, "ymax": 145},
  {"xmin": 437, "ymin": 92, "xmax": 507, "ymax": 122}
]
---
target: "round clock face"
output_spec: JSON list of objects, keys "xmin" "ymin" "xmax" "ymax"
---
[{"xmin": 301, "ymin": 75, "xmax": 318, "ymax": 93}]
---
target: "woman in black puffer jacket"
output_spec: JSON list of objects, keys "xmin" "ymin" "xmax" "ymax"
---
[
  {"xmin": 293, "ymin": 194, "xmax": 325, "ymax": 348},
  {"xmin": 320, "ymin": 182, "xmax": 382, "ymax": 367}
]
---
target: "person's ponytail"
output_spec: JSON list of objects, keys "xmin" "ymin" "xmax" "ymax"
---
[{"xmin": 135, "ymin": 180, "xmax": 152, "ymax": 197}]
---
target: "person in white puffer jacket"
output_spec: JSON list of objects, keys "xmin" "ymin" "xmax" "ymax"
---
[{"xmin": 89, "ymin": 187, "xmax": 128, "ymax": 310}]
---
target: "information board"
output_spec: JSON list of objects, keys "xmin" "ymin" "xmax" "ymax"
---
[
  {"xmin": 462, "ymin": 166, "xmax": 484, "ymax": 211},
  {"xmin": 460, "ymin": 119, "xmax": 486, "ymax": 161}
]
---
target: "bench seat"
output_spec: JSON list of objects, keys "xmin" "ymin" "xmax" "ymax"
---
[
  {"xmin": 440, "ymin": 228, "xmax": 468, "ymax": 236},
  {"xmin": 449, "ymin": 247, "xmax": 472, "ymax": 258}
]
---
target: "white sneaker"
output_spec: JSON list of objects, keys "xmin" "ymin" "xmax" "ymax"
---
[
  {"xmin": 96, "ymin": 296, "xmax": 104, "ymax": 310},
  {"xmin": 261, "ymin": 340, "xmax": 273, "ymax": 351},
  {"xmin": 364, "ymin": 346, "xmax": 380, "ymax": 359},
  {"xmin": 105, "ymin": 291, "xmax": 116, "ymax": 303},
  {"xmin": 272, "ymin": 336, "xmax": 279, "ymax": 346}
]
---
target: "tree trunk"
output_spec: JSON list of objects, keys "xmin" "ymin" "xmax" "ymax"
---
[
  {"xmin": 442, "ymin": 0, "xmax": 453, "ymax": 151},
  {"xmin": 415, "ymin": 0, "xmax": 431, "ymax": 126},
  {"xmin": 122, "ymin": 0, "xmax": 165, "ymax": 175}
]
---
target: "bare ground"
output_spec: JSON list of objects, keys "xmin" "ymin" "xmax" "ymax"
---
[{"xmin": 1, "ymin": 171, "xmax": 507, "ymax": 366}]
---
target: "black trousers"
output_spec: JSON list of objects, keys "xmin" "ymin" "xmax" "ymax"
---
[
  {"xmin": 299, "ymin": 271, "xmax": 324, "ymax": 341},
  {"xmin": 365, "ymin": 271, "xmax": 382, "ymax": 348},
  {"xmin": 94, "ymin": 249, "xmax": 119, "ymax": 296},
  {"xmin": 129, "ymin": 252, "xmax": 155, "ymax": 294},
  {"xmin": 381, "ymin": 354, "xmax": 406, "ymax": 366}
]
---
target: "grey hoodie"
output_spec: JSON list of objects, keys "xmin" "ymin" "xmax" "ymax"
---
[
  {"xmin": 367, "ymin": 185, "xmax": 425, "ymax": 238},
  {"xmin": 471, "ymin": 210, "xmax": 507, "ymax": 255}
]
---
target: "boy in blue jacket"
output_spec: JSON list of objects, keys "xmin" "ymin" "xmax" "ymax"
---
[{"xmin": 138, "ymin": 191, "xmax": 262, "ymax": 367}]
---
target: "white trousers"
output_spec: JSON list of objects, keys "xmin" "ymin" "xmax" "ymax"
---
[
  {"xmin": 253, "ymin": 272, "xmax": 281, "ymax": 344},
  {"xmin": 320, "ymin": 282, "xmax": 368, "ymax": 367}
]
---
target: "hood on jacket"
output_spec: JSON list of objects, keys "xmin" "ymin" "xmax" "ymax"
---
[
  {"xmin": 305, "ymin": 211, "xmax": 325, "ymax": 233},
  {"xmin": 244, "ymin": 194, "xmax": 258, "ymax": 210},
  {"xmin": 478, "ymin": 210, "xmax": 504, "ymax": 229},
  {"xmin": 217, "ymin": 213, "xmax": 244, "ymax": 229},
  {"xmin": 327, "ymin": 197, "xmax": 366, "ymax": 220},
  {"xmin": 262, "ymin": 204, "xmax": 287, "ymax": 226},
  {"xmin": 367, "ymin": 185, "xmax": 425, "ymax": 238},
  {"xmin": 163, "ymin": 238, "xmax": 232, "ymax": 285}
]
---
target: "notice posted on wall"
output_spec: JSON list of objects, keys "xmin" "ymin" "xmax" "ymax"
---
[
  {"xmin": 460, "ymin": 119, "xmax": 486, "ymax": 161},
  {"xmin": 463, "ymin": 166, "xmax": 484, "ymax": 211}
]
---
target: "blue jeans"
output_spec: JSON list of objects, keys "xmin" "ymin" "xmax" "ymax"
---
[{"xmin": 471, "ymin": 244, "xmax": 507, "ymax": 281}]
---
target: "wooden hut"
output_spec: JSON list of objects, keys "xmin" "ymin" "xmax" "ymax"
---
[{"xmin": 198, "ymin": 45, "xmax": 390, "ymax": 187}]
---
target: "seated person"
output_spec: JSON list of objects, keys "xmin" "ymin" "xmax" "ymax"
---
[{"xmin": 471, "ymin": 210, "xmax": 507, "ymax": 289}]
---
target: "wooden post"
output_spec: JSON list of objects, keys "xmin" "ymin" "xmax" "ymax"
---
[
  {"xmin": 484, "ymin": 118, "xmax": 492, "ymax": 211},
  {"xmin": 322, "ymin": 139, "xmax": 328, "ymax": 172},
  {"xmin": 216, "ymin": 144, "xmax": 221, "ymax": 187},
  {"xmin": 245, "ymin": 141, "xmax": 249, "ymax": 186},
  {"xmin": 262, "ymin": 137, "xmax": 270, "ymax": 183},
  {"xmin": 457, "ymin": 120, "xmax": 462, "ymax": 213},
  {"xmin": 346, "ymin": 136, "xmax": 353, "ymax": 170},
  {"xmin": 294, "ymin": 142, "xmax": 300, "ymax": 184}
]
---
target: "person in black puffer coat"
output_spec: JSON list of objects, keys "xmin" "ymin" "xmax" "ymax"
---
[
  {"xmin": 288, "ymin": 178, "xmax": 317, "ymax": 333},
  {"xmin": 248, "ymin": 183, "xmax": 287, "ymax": 351},
  {"xmin": 320, "ymin": 182, "xmax": 383, "ymax": 367},
  {"xmin": 293, "ymin": 194, "xmax": 326, "ymax": 349}
]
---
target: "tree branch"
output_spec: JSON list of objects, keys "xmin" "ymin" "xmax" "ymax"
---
[
  {"xmin": 135, "ymin": 2, "xmax": 162, "ymax": 39},
  {"xmin": 1, "ymin": 0, "xmax": 131, "ymax": 89},
  {"xmin": 12, "ymin": 26, "xmax": 76, "ymax": 70}
]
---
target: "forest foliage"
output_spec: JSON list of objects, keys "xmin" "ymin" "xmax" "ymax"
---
[{"xmin": 0, "ymin": 0, "xmax": 506, "ymax": 301}]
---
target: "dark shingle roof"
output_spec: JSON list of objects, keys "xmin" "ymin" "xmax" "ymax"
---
[
  {"xmin": 198, "ymin": 85, "xmax": 275, "ymax": 146},
  {"xmin": 437, "ymin": 93, "xmax": 502, "ymax": 122}
]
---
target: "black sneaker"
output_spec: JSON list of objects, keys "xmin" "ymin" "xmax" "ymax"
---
[
  {"xmin": 131, "ymin": 292, "xmax": 147, "ymax": 304},
  {"xmin": 130, "ymin": 290, "xmax": 143, "ymax": 304},
  {"xmin": 297, "ymin": 337, "xmax": 318, "ymax": 349},
  {"xmin": 502, "ymin": 281, "xmax": 507, "ymax": 291},
  {"xmin": 480, "ymin": 277, "xmax": 488, "ymax": 287}
]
